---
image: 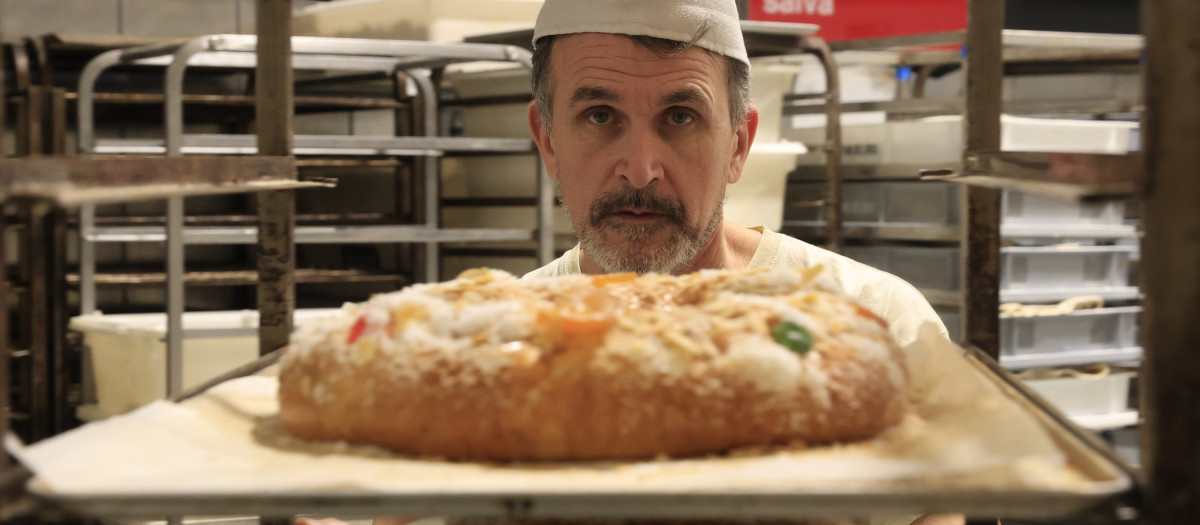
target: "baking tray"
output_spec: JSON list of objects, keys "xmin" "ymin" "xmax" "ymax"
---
[{"xmin": 19, "ymin": 332, "xmax": 1136, "ymax": 521}]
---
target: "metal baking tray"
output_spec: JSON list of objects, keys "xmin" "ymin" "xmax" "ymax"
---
[{"xmin": 24, "ymin": 346, "xmax": 1136, "ymax": 521}]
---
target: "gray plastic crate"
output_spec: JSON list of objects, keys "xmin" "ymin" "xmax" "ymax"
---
[
  {"xmin": 842, "ymin": 245, "xmax": 960, "ymax": 291},
  {"xmin": 1002, "ymin": 245, "xmax": 1135, "ymax": 290},
  {"xmin": 842, "ymin": 244, "xmax": 1135, "ymax": 298},
  {"xmin": 785, "ymin": 181, "xmax": 960, "ymax": 226},
  {"xmin": 1001, "ymin": 307, "xmax": 1141, "ymax": 357}
]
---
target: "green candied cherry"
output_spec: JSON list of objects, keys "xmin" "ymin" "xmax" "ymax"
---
[{"xmin": 773, "ymin": 320, "xmax": 814, "ymax": 355}]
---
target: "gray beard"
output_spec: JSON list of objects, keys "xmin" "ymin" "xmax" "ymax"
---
[{"xmin": 570, "ymin": 185, "xmax": 724, "ymax": 275}]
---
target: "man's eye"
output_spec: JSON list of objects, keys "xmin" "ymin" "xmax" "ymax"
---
[
  {"xmin": 587, "ymin": 110, "xmax": 612, "ymax": 125},
  {"xmin": 668, "ymin": 110, "xmax": 693, "ymax": 126}
]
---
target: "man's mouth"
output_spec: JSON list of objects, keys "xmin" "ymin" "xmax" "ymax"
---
[{"xmin": 612, "ymin": 208, "xmax": 666, "ymax": 222}]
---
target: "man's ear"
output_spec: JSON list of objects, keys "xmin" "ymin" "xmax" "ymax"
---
[
  {"xmin": 727, "ymin": 104, "xmax": 759, "ymax": 184},
  {"xmin": 528, "ymin": 102, "xmax": 559, "ymax": 181}
]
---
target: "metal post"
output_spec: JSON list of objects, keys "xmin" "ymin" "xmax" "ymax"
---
[
  {"xmin": 1140, "ymin": 0, "xmax": 1200, "ymax": 523},
  {"xmin": 24, "ymin": 201, "xmax": 50, "ymax": 441},
  {"xmin": 165, "ymin": 196, "xmax": 185, "ymax": 397},
  {"xmin": 163, "ymin": 46, "xmax": 190, "ymax": 398},
  {"xmin": 0, "ymin": 210, "xmax": 9, "ymax": 466},
  {"xmin": 960, "ymin": 0, "xmax": 1004, "ymax": 358},
  {"xmin": 0, "ymin": 45, "xmax": 7, "ymax": 157},
  {"xmin": 408, "ymin": 69, "xmax": 440, "ymax": 282},
  {"xmin": 806, "ymin": 37, "xmax": 843, "ymax": 253},
  {"xmin": 256, "ymin": 0, "xmax": 296, "ymax": 361},
  {"xmin": 79, "ymin": 204, "xmax": 97, "ymax": 314}
]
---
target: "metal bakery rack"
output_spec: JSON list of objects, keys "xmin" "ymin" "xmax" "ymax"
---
[{"xmin": 4, "ymin": 1, "xmax": 1200, "ymax": 524}]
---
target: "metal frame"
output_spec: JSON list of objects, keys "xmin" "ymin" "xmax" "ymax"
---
[
  {"xmin": 9, "ymin": 2, "xmax": 1200, "ymax": 523},
  {"xmin": 74, "ymin": 34, "xmax": 551, "ymax": 313}
]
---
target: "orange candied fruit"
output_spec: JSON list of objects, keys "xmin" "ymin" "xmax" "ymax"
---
[{"xmin": 591, "ymin": 272, "xmax": 637, "ymax": 287}]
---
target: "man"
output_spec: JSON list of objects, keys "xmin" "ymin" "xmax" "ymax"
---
[{"xmin": 523, "ymin": 0, "xmax": 947, "ymax": 348}]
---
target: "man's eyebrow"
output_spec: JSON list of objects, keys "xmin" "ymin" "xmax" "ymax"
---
[
  {"xmin": 568, "ymin": 86, "xmax": 619, "ymax": 109},
  {"xmin": 660, "ymin": 87, "xmax": 711, "ymax": 108}
]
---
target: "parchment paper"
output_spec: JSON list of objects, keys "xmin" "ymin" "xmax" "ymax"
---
[{"xmin": 12, "ymin": 324, "xmax": 1116, "ymax": 495}]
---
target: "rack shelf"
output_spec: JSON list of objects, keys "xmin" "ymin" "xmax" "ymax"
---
[
  {"xmin": 84, "ymin": 225, "xmax": 536, "ymax": 244},
  {"xmin": 1000, "ymin": 347, "xmax": 1143, "ymax": 370},
  {"xmin": 92, "ymin": 135, "xmax": 535, "ymax": 157},
  {"xmin": 66, "ymin": 268, "xmax": 405, "ymax": 287}
]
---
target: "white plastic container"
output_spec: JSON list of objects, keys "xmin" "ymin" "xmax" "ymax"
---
[
  {"xmin": 1003, "ymin": 191, "xmax": 1126, "ymax": 226},
  {"xmin": 1024, "ymin": 371, "xmax": 1134, "ymax": 417},
  {"xmin": 70, "ymin": 309, "xmax": 338, "ymax": 419},
  {"xmin": 1001, "ymin": 307, "xmax": 1141, "ymax": 357}
]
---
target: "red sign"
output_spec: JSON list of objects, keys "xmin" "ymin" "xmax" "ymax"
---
[{"xmin": 749, "ymin": 0, "xmax": 967, "ymax": 43}]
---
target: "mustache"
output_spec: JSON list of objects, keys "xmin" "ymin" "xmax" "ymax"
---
[{"xmin": 588, "ymin": 186, "xmax": 687, "ymax": 226}]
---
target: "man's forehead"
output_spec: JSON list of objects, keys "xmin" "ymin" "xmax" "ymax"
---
[{"xmin": 550, "ymin": 33, "xmax": 726, "ymax": 93}]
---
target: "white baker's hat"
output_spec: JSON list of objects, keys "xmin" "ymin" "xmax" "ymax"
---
[{"xmin": 532, "ymin": 0, "xmax": 750, "ymax": 66}]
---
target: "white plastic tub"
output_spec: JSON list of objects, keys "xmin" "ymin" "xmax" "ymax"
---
[
  {"xmin": 71, "ymin": 309, "xmax": 339, "ymax": 420},
  {"xmin": 1024, "ymin": 371, "xmax": 1135, "ymax": 417},
  {"xmin": 1003, "ymin": 191, "xmax": 1126, "ymax": 226},
  {"xmin": 1001, "ymin": 307, "xmax": 1141, "ymax": 357}
]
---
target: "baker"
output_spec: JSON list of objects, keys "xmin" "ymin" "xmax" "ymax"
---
[
  {"xmin": 298, "ymin": 1, "xmax": 958, "ymax": 524},
  {"xmin": 522, "ymin": 0, "xmax": 946, "ymax": 349}
]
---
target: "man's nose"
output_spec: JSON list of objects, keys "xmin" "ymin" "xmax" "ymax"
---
[{"xmin": 617, "ymin": 124, "xmax": 666, "ymax": 188}]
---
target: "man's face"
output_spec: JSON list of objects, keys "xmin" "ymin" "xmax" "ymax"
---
[{"xmin": 529, "ymin": 33, "xmax": 755, "ymax": 274}]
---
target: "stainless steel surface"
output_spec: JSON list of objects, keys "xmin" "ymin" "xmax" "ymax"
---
[
  {"xmin": 86, "ymin": 225, "xmax": 536, "ymax": 244},
  {"xmin": 961, "ymin": 0, "xmax": 1004, "ymax": 358}
]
